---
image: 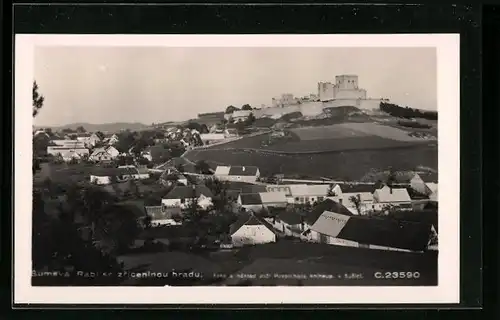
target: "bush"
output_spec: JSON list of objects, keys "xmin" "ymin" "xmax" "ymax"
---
[{"xmin": 397, "ymin": 121, "xmax": 431, "ymax": 129}]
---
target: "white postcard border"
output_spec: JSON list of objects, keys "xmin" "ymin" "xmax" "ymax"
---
[{"xmin": 15, "ymin": 34, "xmax": 460, "ymax": 305}]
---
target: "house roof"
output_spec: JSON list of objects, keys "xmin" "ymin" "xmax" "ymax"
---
[
  {"xmin": 137, "ymin": 225, "xmax": 191, "ymax": 240},
  {"xmin": 414, "ymin": 172, "xmax": 438, "ymax": 183},
  {"xmin": 200, "ymin": 133, "xmax": 226, "ymax": 140},
  {"xmin": 91, "ymin": 167, "xmax": 139, "ymax": 177},
  {"xmin": 310, "ymin": 211, "xmax": 432, "ymax": 252},
  {"xmin": 145, "ymin": 206, "xmax": 182, "ymax": 220},
  {"xmin": 277, "ymin": 210, "xmax": 303, "ymax": 225},
  {"xmin": 214, "ymin": 166, "xmax": 231, "ymax": 175},
  {"xmin": 228, "ymin": 166, "xmax": 259, "ymax": 176},
  {"xmin": 374, "ymin": 186, "xmax": 412, "ymax": 203},
  {"xmin": 338, "ymin": 183, "xmax": 377, "ymax": 193},
  {"xmin": 289, "ymin": 184, "xmax": 330, "ymax": 197},
  {"xmin": 341, "ymin": 192, "xmax": 374, "ymax": 203},
  {"xmin": 266, "ymin": 185, "xmax": 293, "ymax": 196},
  {"xmin": 259, "ymin": 191, "xmax": 287, "ymax": 204},
  {"xmin": 232, "ymin": 110, "xmax": 252, "ymax": 118},
  {"xmin": 163, "ymin": 185, "xmax": 213, "ymax": 200},
  {"xmin": 425, "ymin": 183, "xmax": 438, "ymax": 194},
  {"xmin": 305, "ymin": 199, "xmax": 353, "ymax": 225},
  {"xmin": 390, "ymin": 209, "xmax": 438, "ymax": 234},
  {"xmin": 239, "ymin": 193, "xmax": 262, "ymax": 205},
  {"xmin": 229, "ymin": 212, "xmax": 275, "ymax": 235}
]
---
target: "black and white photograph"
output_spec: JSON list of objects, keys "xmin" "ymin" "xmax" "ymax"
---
[{"xmin": 15, "ymin": 35, "xmax": 460, "ymax": 304}]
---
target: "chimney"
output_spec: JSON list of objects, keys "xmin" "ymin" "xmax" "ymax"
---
[{"xmin": 390, "ymin": 187, "xmax": 393, "ymax": 194}]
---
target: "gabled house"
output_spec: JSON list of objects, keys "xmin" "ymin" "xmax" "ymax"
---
[
  {"xmin": 76, "ymin": 132, "xmax": 102, "ymax": 147},
  {"xmin": 199, "ymin": 133, "xmax": 226, "ymax": 145},
  {"xmin": 266, "ymin": 184, "xmax": 330, "ymax": 205},
  {"xmin": 144, "ymin": 206, "xmax": 183, "ymax": 226},
  {"xmin": 224, "ymin": 128, "xmax": 239, "ymax": 138},
  {"xmin": 161, "ymin": 185, "xmax": 214, "ymax": 210},
  {"xmin": 269, "ymin": 210, "xmax": 305, "ymax": 237},
  {"xmin": 373, "ymin": 185, "xmax": 412, "ymax": 211},
  {"xmin": 214, "ymin": 165, "xmax": 260, "ymax": 183},
  {"xmin": 229, "ymin": 212, "xmax": 277, "ymax": 247},
  {"xmin": 230, "ymin": 110, "xmax": 252, "ymax": 122},
  {"xmin": 89, "ymin": 146, "xmax": 120, "ymax": 162},
  {"xmin": 107, "ymin": 134, "xmax": 119, "ymax": 145},
  {"xmin": 302, "ymin": 210, "xmax": 433, "ymax": 252},
  {"xmin": 237, "ymin": 192, "xmax": 288, "ymax": 212},
  {"xmin": 90, "ymin": 167, "xmax": 146, "ymax": 185}
]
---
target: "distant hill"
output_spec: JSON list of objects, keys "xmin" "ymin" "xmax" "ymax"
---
[{"xmin": 38, "ymin": 122, "xmax": 150, "ymax": 133}]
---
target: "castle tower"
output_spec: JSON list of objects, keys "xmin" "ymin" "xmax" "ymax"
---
[{"xmin": 335, "ymin": 75, "xmax": 359, "ymax": 90}]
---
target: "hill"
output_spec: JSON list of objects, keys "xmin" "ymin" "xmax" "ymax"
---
[{"xmin": 39, "ymin": 122, "xmax": 150, "ymax": 133}]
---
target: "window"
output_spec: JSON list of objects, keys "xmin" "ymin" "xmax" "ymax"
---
[
  {"xmin": 180, "ymin": 199, "xmax": 185, "ymax": 204},
  {"xmin": 305, "ymin": 197, "xmax": 310, "ymax": 202},
  {"xmin": 295, "ymin": 197, "xmax": 299, "ymax": 201}
]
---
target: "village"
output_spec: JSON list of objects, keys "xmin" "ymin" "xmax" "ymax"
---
[{"xmin": 32, "ymin": 74, "xmax": 439, "ymax": 286}]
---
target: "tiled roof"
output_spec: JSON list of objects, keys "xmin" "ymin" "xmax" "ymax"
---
[
  {"xmin": 310, "ymin": 211, "xmax": 432, "ymax": 252},
  {"xmin": 228, "ymin": 166, "xmax": 259, "ymax": 176},
  {"xmin": 374, "ymin": 186, "xmax": 412, "ymax": 203},
  {"xmin": 305, "ymin": 199, "xmax": 353, "ymax": 225},
  {"xmin": 277, "ymin": 210, "xmax": 303, "ymax": 225},
  {"xmin": 239, "ymin": 193, "xmax": 262, "ymax": 205},
  {"xmin": 163, "ymin": 185, "xmax": 213, "ymax": 200},
  {"xmin": 338, "ymin": 184, "xmax": 377, "ymax": 193},
  {"xmin": 229, "ymin": 212, "xmax": 275, "ymax": 235}
]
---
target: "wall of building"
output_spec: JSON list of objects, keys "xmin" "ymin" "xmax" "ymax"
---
[{"xmin": 231, "ymin": 225, "xmax": 276, "ymax": 247}]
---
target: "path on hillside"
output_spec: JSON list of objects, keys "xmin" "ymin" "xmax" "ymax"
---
[{"xmin": 153, "ymin": 130, "xmax": 271, "ymax": 170}]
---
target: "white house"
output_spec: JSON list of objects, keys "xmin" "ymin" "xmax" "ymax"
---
[
  {"xmin": 267, "ymin": 210, "xmax": 305, "ymax": 237},
  {"xmin": 89, "ymin": 146, "xmax": 120, "ymax": 162},
  {"xmin": 47, "ymin": 145, "xmax": 89, "ymax": 159},
  {"xmin": 266, "ymin": 184, "xmax": 330, "ymax": 205},
  {"xmin": 50, "ymin": 139, "xmax": 86, "ymax": 148},
  {"xmin": 334, "ymin": 192, "xmax": 375, "ymax": 215},
  {"xmin": 76, "ymin": 133, "xmax": 102, "ymax": 147},
  {"xmin": 144, "ymin": 206, "xmax": 183, "ymax": 227},
  {"xmin": 237, "ymin": 192, "xmax": 288, "ymax": 212},
  {"xmin": 302, "ymin": 210, "xmax": 432, "ymax": 252},
  {"xmin": 231, "ymin": 110, "xmax": 252, "ymax": 122},
  {"xmin": 230, "ymin": 212, "xmax": 277, "ymax": 247},
  {"xmin": 214, "ymin": 165, "xmax": 260, "ymax": 183},
  {"xmin": 161, "ymin": 185, "xmax": 214, "ymax": 210},
  {"xmin": 373, "ymin": 185, "xmax": 413, "ymax": 211},
  {"xmin": 107, "ymin": 134, "xmax": 119, "ymax": 145},
  {"xmin": 89, "ymin": 167, "xmax": 148, "ymax": 185}
]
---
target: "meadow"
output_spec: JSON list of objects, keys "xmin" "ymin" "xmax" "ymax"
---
[{"xmin": 186, "ymin": 144, "xmax": 437, "ymax": 181}]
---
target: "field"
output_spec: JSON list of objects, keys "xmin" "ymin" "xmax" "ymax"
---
[
  {"xmin": 291, "ymin": 122, "xmax": 434, "ymax": 142},
  {"xmin": 186, "ymin": 145, "xmax": 437, "ymax": 180},
  {"xmin": 116, "ymin": 240, "xmax": 437, "ymax": 286}
]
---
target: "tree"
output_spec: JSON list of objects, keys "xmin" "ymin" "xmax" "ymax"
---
[
  {"xmin": 32, "ymin": 81, "xmax": 45, "ymax": 117},
  {"xmin": 200, "ymin": 124, "xmax": 209, "ymax": 134},
  {"xmin": 241, "ymin": 104, "xmax": 252, "ymax": 111},
  {"xmin": 225, "ymin": 105, "xmax": 239, "ymax": 114},
  {"xmin": 348, "ymin": 194, "xmax": 362, "ymax": 215},
  {"xmin": 76, "ymin": 126, "xmax": 86, "ymax": 133},
  {"xmin": 386, "ymin": 169, "xmax": 397, "ymax": 188},
  {"xmin": 244, "ymin": 113, "xmax": 256, "ymax": 126},
  {"xmin": 327, "ymin": 184, "xmax": 337, "ymax": 196},
  {"xmin": 195, "ymin": 160, "xmax": 211, "ymax": 174}
]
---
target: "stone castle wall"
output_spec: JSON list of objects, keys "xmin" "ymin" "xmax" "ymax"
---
[{"xmin": 253, "ymin": 99, "xmax": 384, "ymax": 119}]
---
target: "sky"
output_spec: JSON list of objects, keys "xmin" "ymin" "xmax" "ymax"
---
[{"xmin": 34, "ymin": 46, "xmax": 436, "ymax": 126}]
